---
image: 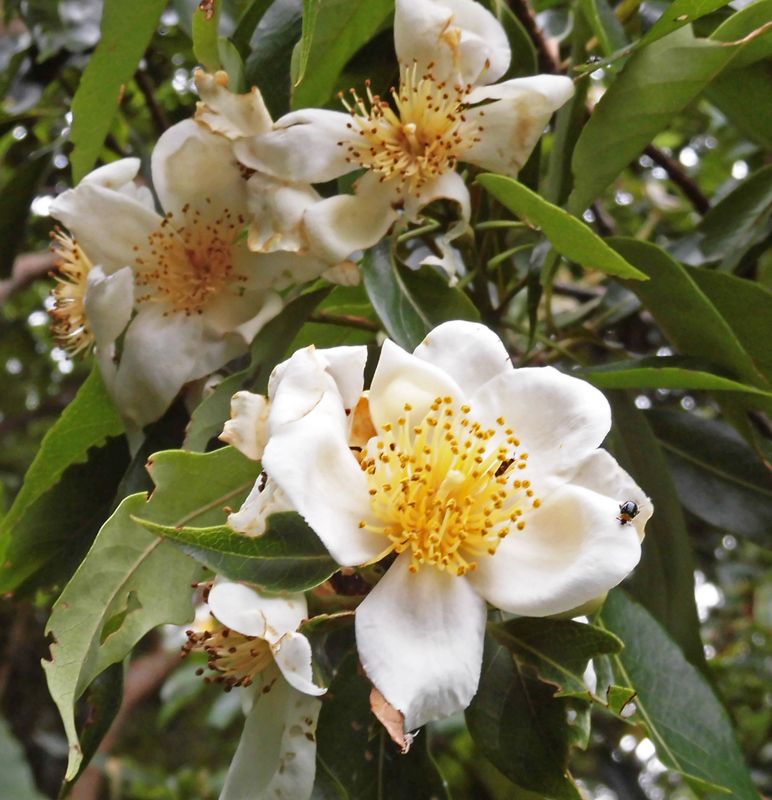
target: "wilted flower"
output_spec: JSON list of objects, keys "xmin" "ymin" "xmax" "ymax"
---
[
  {"xmin": 49, "ymin": 119, "xmax": 329, "ymax": 430},
  {"xmin": 233, "ymin": 0, "xmax": 574, "ymax": 262},
  {"xmin": 185, "ymin": 579, "xmax": 324, "ymax": 800},
  {"xmin": 221, "ymin": 320, "xmax": 650, "ymax": 731}
]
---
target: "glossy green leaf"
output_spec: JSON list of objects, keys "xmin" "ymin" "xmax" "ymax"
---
[
  {"xmin": 291, "ymin": 0, "xmax": 392, "ymax": 109},
  {"xmin": 315, "ymin": 653, "xmax": 450, "ymax": 800},
  {"xmin": 362, "ymin": 240, "xmax": 480, "ymax": 351},
  {"xmin": 184, "ymin": 288, "xmax": 330, "ymax": 451},
  {"xmin": 612, "ymin": 238, "xmax": 768, "ymax": 389},
  {"xmin": 1, "ymin": 366, "xmax": 124, "ymax": 553},
  {"xmin": 70, "ymin": 0, "xmax": 166, "ymax": 181},
  {"xmin": 609, "ymin": 394, "xmax": 706, "ymax": 670},
  {"xmin": 231, "ymin": 0, "xmax": 275, "ymax": 56},
  {"xmin": 578, "ymin": 356, "xmax": 772, "ymax": 403},
  {"xmin": 600, "ymin": 590, "xmax": 760, "ymax": 799},
  {"xmin": 490, "ymin": 618, "xmax": 623, "ymax": 697},
  {"xmin": 641, "ymin": 0, "xmax": 733, "ymax": 47},
  {"xmin": 0, "ymin": 715, "xmax": 47, "ymax": 800},
  {"xmin": 695, "ymin": 164, "xmax": 772, "ymax": 270},
  {"xmin": 135, "ymin": 511, "xmax": 338, "ymax": 592},
  {"xmin": 707, "ymin": 63, "xmax": 772, "ymax": 149},
  {"xmin": 478, "ymin": 174, "xmax": 647, "ymax": 280},
  {"xmin": 43, "ymin": 445, "xmax": 259, "ymax": 780},
  {"xmin": 647, "ymin": 410, "xmax": 772, "ymax": 542},
  {"xmin": 0, "ymin": 152, "xmax": 48, "ymax": 278},
  {"xmin": 192, "ymin": 0, "xmax": 221, "ymax": 71},
  {"xmin": 466, "ymin": 634, "xmax": 582, "ymax": 800},
  {"xmin": 569, "ymin": 26, "xmax": 761, "ymax": 214},
  {"xmin": 710, "ymin": 0, "xmax": 772, "ymax": 67},
  {"xmin": 580, "ymin": 0, "xmax": 627, "ymax": 55}
]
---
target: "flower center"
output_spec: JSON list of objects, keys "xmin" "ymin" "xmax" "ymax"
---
[
  {"xmin": 134, "ymin": 202, "xmax": 247, "ymax": 315},
  {"xmin": 184, "ymin": 624, "xmax": 274, "ymax": 690},
  {"xmin": 338, "ymin": 63, "xmax": 483, "ymax": 196},
  {"xmin": 358, "ymin": 396, "xmax": 540, "ymax": 576},
  {"xmin": 49, "ymin": 228, "xmax": 95, "ymax": 356}
]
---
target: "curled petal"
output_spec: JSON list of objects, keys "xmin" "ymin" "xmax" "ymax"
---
[
  {"xmin": 356, "ymin": 554, "xmax": 487, "ymax": 730},
  {"xmin": 463, "ymin": 76, "xmax": 575, "ymax": 176},
  {"xmin": 468, "ymin": 483, "xmax": 642, "ymax": 616},
  {"xmin": 220, "ymin": 391, "xmax": 270, "ymax": 461},
  {"xmin": 273, "ymin": 632, "xmax": 326, "ymax": 696},
  {"xmin": 84, "ymin": 265, "xmax": 134, "ymax": 347},
  {"xmin": 402, "ymin": 168, "xmax": 470, "ymax": 225},
  {"xmin": 194, "ymin": 68, "xmax": 273, "ymax": 139},
  {"xmin": 395, "ymin": 0, "xmax": 510, "ymax": 86},
  {"xmin": 208, "ymin": 579, "xmax": 308, "ymax": 642},
  {"xmin": 228, "ymin": 477, "xmax": 292, "ymax": 538}
]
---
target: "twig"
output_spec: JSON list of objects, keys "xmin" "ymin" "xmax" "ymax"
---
[
  {"xmin": 643, "ymin": 145, "xmax": 710, "ymax": 215},
  {"xmin": 506, "ymin": 0, "xmax": 561, "ymax": 73},
  {"xmin": 134, "ymin": 68, "xmax": 170, "ymax": 136},
  {"xmin": 0, "ymin": 250, "xmax": 56, "ymax": 305},
  {"xmin": 309, "ymin": 312, "xmax": 380, "ymax": 332}
]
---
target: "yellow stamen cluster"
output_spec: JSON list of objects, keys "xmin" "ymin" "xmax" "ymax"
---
[
  {"xmin": 134, "ymin": 201, "xmax": 247, "ymax": 316},
  {"xmin": 183, "ymin": 622, "xmax": 273, "ymax": 691},
  {"xmin": 358, "ymin": 397, "xmax": 538, "ymax": 576},
  {"xmin": 48, "ymin": 228, "xmax": 95, "ymax": 356},
  {"xmin": 338, "ymin": 62, "xmax": 483, "ymax": 195}
]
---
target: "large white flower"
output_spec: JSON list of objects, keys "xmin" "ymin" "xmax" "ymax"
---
[
  {"xmin": 185, "ymin": 579, "xmax": 325, "ymax": 800},
  {"xmin": 233, "ymin": 0, "xmax": 574, "ymax": 263},
  {"xmin": 49, "ymin": 118, "xmax": 328, "ymax": 430},
  {"xmin": 222, "ymin": 321, "xmax": 650, "ymax": 732}
]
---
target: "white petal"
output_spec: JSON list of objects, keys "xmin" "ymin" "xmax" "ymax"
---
[
  {"xmin": 204, "ymin": 287, "xmax": 284, "ymax": 344},
  {"xmin": 413, "ymin": 320, "xmax": 512, "ymax": 396},
  {"xmin": 234, "ymin": 248, "xmax": 328, "ymax": 293},
  {"xmin": 368, "ymin": 338, "xmax": 464, "ymax": 430},
  {"xmin": 84, "ymin": 265, "xmax": 134, "ymax": 346},
  {"xmin": 463, "ymin": 76, "xmax": 575, "ymax": 176},
  {"xmin": 273, "ymin": 632, "xmax": 326, "ymax": 696},
  {"xmin": 356, "ymin": 553, "xmax": 487, "ymax": 730},
  {"xmin": 262, "ymin": 349, "xmax": 382, "ymax": 566},
  {"xmin": 228, "ymin": 477, "xmax": 293, "ymax": 538},
  {"xmin": 194, "ymin": 69, "xmax": 273, "ymax": 139},
  {"xmin": 317, "ymin": 346, "xmax": 369, "ymax": 411},
  {"xmin": 246, "ymin": 173, "xmax": 322, "ymax": 253},
  {"xmin": 80, "ymin": 158, "xmax": 141, "ymax": 189},
  {"xmin": 220, "ymin": 673, "xmax": 321, "ymax": 800},
  {"xmin": 468, "ymin": 483, "xmax": 642, "ymax": 616},
  {"xmin": 302, "ymin": 172, "xmax": 399, "ymax": 264},
  {"xmin": 235, "ymin": 109, "xmax": 353, "ymax": 183},
  {"xmin": 470, "ymin": 366, "xmax": 611, "ymax": 494},
  {"xmin": 220, "ymin": 391, "xmax": 270, "ymax": 461},
  {"xmin": 209, "ymin": 579, "xmax": 308, "ymax": 642},
  {"xmin": 570, "ymin": 449, "xmax": 652, "ymax": 542},
  {"xmin": 403, "ymin": 169, "xmax": 470, "ymax": 224},
  {"xmin": 151, "ymin": 119, "xmax": 247, "ymax": 219},
  {"xmin": 51, "ymin": 183, "xmax": 160, "ymax": 272},
  {"xmin": 395, "ymin": 0, "xmax": 510, "ymax": 86},
  {"xmin": 110, "ymin": 306, "xmax": 204, "ymax": 427}
]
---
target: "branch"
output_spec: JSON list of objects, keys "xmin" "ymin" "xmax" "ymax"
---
[
  {"xmin": 506, "ymin": 0, "xmax": 562, "ymax": 73},
  {"xmin": 643, "ymin": 145, "xmax": 710, "ymax": 215},
  {"xmin": 0, "ymin": 250, "xmax": 55, "ymax": 305},
  {"xmin": 134, "ymin": 67, "xmax": 170, "ymax": 136}
]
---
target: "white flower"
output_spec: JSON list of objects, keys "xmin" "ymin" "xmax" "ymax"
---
[
  {"xmin": 233, "ymin": 0, "xmax": 574, "ymax": 263},
  {"xmin": 185, "ymin": 580, "xmax": 325, "ymax": 800},
  {"xmin": 222, "ymin": 320, "xmax": 650, "ymax": 731},
  {"xmin": 49, "ymin": 119, "xmax": 328, "ymax": 430}
]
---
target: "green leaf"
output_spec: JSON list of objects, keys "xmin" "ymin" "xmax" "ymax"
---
[
  {"xmin": 231, "ymin": 0, "xmax": 275, "ymax": 56},
  {"xmin": 362, "ymin": 240, "xmax": 480, "ymax": 351},
  {"xmin": 315, "ymin": 653, "xmax": 449, "ymax": 800},
  {"xmin": 707, "ymin": 63, "xmax": 772, "ymax": 149},
  {"xmin": 710, "ymin": 0, "xmax": 772, "ymax": 67},
  {"xmin": 580, "ymin": 0, "xmax": 627, "ymax": 55},
  {"xmin": 0, "ymin": 152, "xmax": 48, "ymax": 278},
  {"xmin": 608, "ymin": 394, "xmax": 706, "ymax": 670},
  {"xmin": 243, "ymin": 0, "xmax": 303, "ymax": 119},
  {"xmin": 292, "ymin": 0, "xmax": 392, "ymax": 109},
  {"xmin": 134, "ymin": 511, "xmax": 338, "ymax": 593},
  {"xmin": 483, "ymin": 0, "xmax": 537, "ymax": 76},
  {"xmin": 192, "ymin": 0, "xmax": 222, "ymax": 71},
  {"xmin": 641, "ymin": 0, "xmax": 734, "ymax": 47},
  {"xmin": 1, "ymin": 367, "xmax": 124, "ymax": 559},
  {"xmin": 577, "ymin": 356, "xmax": 772, "ymax": 402},
  {"xmin": 490, "ymin": 618, "xmax": 623, "ymax": 698},
  {"xmin": 466, "ymin": 634, "xmax": 582, "ymax": 800},
  {"xmin": 695, "ymin": 164, "xmax": 772, "ymax": 270},
  {"xmin": 43, "ymin": 445, "xmax": 259, "ymax": 780},
  {"xmin": 600, "ymin": 590, "xmax": 760, "ymax": 799},
  {"xmin": 477, "ymin": 174, "xmax": 647, "ymax": 280},
  {"xmin": 568, "ymin": 25, "xmax": 762, "ymax": 214},
  {"xmin": 611, "ymin": 238, "xmax": 768, "ymax": 389},
  {"xmin": 184, "ymin": 288, "xmax": 330, "ymax": 451},
  {"xmin": 70, "ymin": 0, "xmax": 166, "ymax": 181},
  {"xmin": 0, "ymin": 715, "xmax": 47, "ymax": 800},
  {"xmin": 647, "ymin": 410, "xmax": 772, "ymax": 543}
]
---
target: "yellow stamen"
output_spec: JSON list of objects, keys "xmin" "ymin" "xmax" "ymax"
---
[{"xmin": 49, "ymin": 229, "xmax": 95, "ymax": 357}]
